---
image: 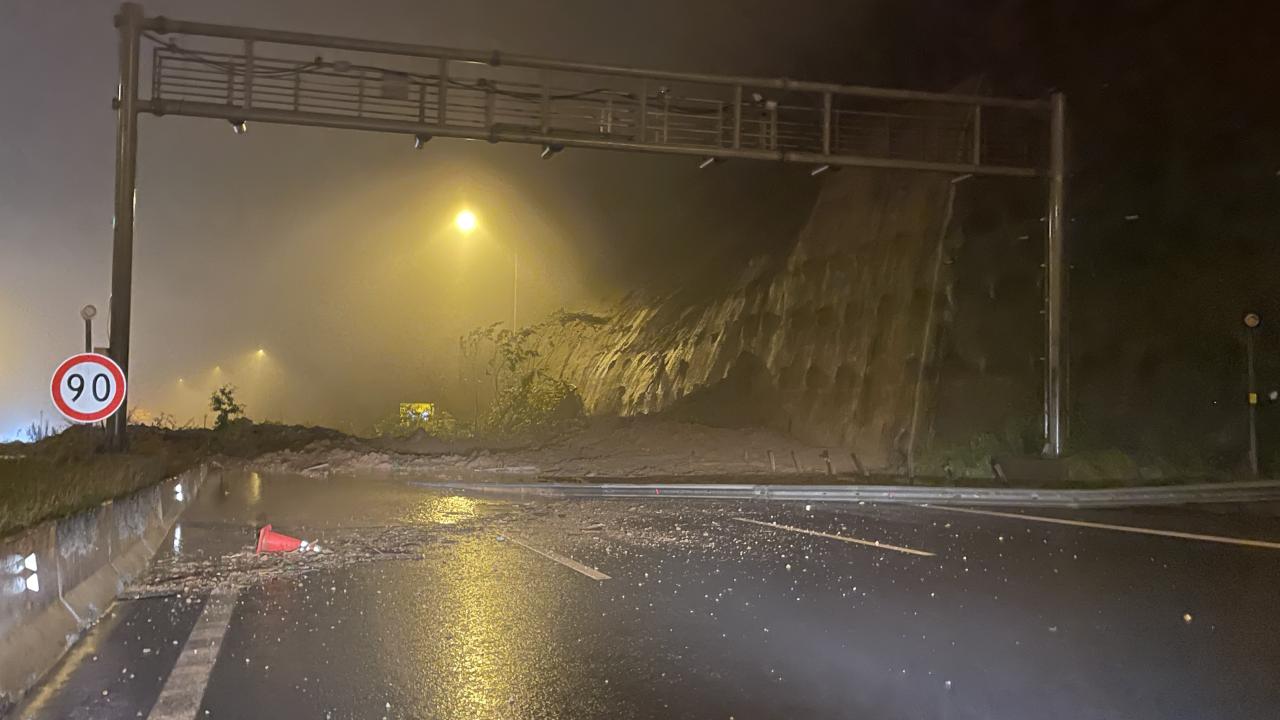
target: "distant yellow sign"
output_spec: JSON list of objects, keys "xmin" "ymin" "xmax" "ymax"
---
[{"xmin": 399, "ymin": 403, "xmax": 435, "ymax": 421}]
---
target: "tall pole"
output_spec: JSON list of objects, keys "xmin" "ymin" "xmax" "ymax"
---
[
  {"xmin": 1245, "ymin": 312, "xmax": 1260, "ymax": 477},
  {"xmin": 1044, "ymin": 91, "xmax": 1067, "ymax": 457},
  {"xmin": 512, "ymin": 249, "xmax": 518, "ymax": 330},
  {"xmin": 108, "ymin": 3, "xmax": 143, "ymax": 449}
]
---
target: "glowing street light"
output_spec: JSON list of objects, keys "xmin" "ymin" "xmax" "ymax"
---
[
  {"xmin": 454, "ymin": 209, "xmax": 478, "ymax": 234},
  {"xmin": 256, "ymin": 348, "xmax": 266, "ymax": 358}
]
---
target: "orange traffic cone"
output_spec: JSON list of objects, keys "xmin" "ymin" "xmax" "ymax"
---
[{"xmin": 256, "ymin": 524, "xmax": 303, "ymax": 553}]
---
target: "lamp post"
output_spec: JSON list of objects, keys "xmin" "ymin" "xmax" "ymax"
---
[
  {"xmin": 454, "ymin": 209, "xmax": 518, "ymax": 330},
  {"xmin": 1244, "ymin": 312, "xmax": 1261, "ymax": 477},
  {"xmin": 80, "ymin": 305, "xmax": 97, "ymax": 353}
]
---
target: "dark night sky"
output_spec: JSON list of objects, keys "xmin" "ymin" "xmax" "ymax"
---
[
  {"xmin": 0, "ymin": 0, "xmax": 890, "ymax": 436},
  {"xmin": 3, "ymin": 0, "xmax": 1278, "ymax": 443}
]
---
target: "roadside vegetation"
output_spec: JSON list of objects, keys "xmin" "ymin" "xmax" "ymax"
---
[
  {"xmin": 912, "ymin": 414, "xmax": 1217, "ymax": 485},
  {"xmin": 372, "ymin": 319, "xmax": 585, "ymax": 442},
  {"xmin": 0, "ymin": 386, "xmax": 341, "ymax": 539},
  {"xmin": 209, "ymin": 384, "xmax": 246, "ymax": 429}
]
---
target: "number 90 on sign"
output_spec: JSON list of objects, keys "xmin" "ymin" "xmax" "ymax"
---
[{"xmin": 50, "ymin": 353, "xmax": 127, "ymax": 423}]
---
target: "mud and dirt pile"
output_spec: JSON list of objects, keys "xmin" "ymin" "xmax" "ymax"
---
[
  {"xmin": 530, "ymin": 168, "xmax": 961, "ymax": 470},
  {"xmin": 252, "ymin": 415, "xmax": 856, "ymax": 480}
]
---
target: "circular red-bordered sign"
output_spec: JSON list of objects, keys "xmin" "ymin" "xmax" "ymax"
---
[{"xmin": 50, "ymin": 353, "xmax": 127, "ymax": 423}]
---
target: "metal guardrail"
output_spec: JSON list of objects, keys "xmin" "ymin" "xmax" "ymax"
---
[{"xmin": 409, "ymin": 480, "xmax": 1280, "ymax": 508}]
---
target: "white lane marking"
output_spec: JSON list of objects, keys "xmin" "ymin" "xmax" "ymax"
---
[
  {"xmin": 731, "ymin": 517, "xmax": 936, "ymax": 557},
  {"xmin": 923, "ymin": 505, "xmax": 1280, "ymax": 551},
  {"xmin": 147, "ymin": 587, "xmax": 239, "ymax": 720},
  {"xmin": 504, "ymin": 536, "xmax": 611, "ymax": 580}
]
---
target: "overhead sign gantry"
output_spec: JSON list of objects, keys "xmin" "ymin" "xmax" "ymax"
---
[{"xmin": 106, "ymin": 3, "xmax": 1066, "ymax": 455}]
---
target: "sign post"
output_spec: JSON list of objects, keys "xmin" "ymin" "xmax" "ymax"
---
[
  {"xmin": 1244, "ymin": 312, "xmax": 1261, "ymax": 478},
  {"xmin": 50, "ymin": 353, "xmax": 128, "ymax": 425}
]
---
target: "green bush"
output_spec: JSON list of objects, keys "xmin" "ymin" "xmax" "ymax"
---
[
  {"xmin": 454, "ymin": 317, "xmax": 586, "ymax": 439},
  {"xmin": 209, "ymin": 385, "xmax": 246, "ymax": 430},
  {"xmin": 914, "ymin": 416, "xmax": 1041, "ymax": 479},
  {"xmin": 478, "ymin": 370, "xmax": 584, "ymax": 437}
]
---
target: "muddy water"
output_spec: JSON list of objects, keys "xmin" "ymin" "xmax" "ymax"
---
[{"xmin": 163, "ymin": 470, "xmax": 514, "ymax": 563}]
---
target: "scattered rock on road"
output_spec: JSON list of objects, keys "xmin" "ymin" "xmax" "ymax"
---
[{"xmin": 121, "ymin": 525, "xmax": 467, "ymax": 599}]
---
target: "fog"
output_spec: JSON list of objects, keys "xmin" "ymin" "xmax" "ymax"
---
[
  {"xmin": 4, "ymin": 0, "xmax": 1278, "ymax": 446},
  {"xmin": 3, "ymin": 0, "xmax": 886, "ymax": 437}
]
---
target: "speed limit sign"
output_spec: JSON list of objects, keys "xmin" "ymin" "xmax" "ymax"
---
[{"xmin": 50, "ymin": 353, "xmax": 127, "ymax": 423}]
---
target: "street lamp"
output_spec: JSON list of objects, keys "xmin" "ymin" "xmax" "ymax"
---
[
  {"xmin": 1244, "ymin": 312, "xmax": 1261, "ymax": 477},
  {"xmin": 79, "ymin": 305, "xmax": 97, "ymax": 353},
  {"xmin": 454, "ymin": 209, "xmax": 477, "ymax": 234}
]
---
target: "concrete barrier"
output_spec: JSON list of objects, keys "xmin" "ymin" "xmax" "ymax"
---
[{"xmin": 0, "ymin": 464, "xmax": 215, "ymax": 712}]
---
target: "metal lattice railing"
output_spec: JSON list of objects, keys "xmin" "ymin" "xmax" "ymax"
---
[{"xmin": 144, "ymin": 28, "xmax": 1046, "ymax": 176}]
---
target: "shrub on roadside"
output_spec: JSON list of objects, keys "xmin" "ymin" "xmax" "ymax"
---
[
  {"xmin": 478, "ymin": 370, "xmax": 584, "ymax": 438},
  {"xmin": 209, "ymin": 385, "xmax": 246, "ymax": 430}
]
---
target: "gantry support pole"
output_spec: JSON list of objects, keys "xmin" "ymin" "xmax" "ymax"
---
[
  {"xmin": 107, "ymin": 2, "xmax": 143, "ymax": 449},
  {"xmin": 1044, "ymin": 91, "xmax": 1067, "ymax": 456}
]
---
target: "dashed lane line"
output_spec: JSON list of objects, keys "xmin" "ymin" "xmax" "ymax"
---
[
  {"xmin": 146, "ymin": 587, "xmax": 239, "ymax": 720},
  {"xmin": 504, "ymin": 535, "xmax": 612, "ymax": 580},
  {"xmin": 731, "ymin": 517, "xmax": 936, "ymax": 557},
  {"xmin": 922, "ymin": 504, "xmax": 1280, "ymax": 550}
]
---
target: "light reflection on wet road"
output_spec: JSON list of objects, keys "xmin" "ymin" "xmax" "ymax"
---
[{"xmin": 14, "ymin": 471, "xmax": 1280, "ymax": 719}]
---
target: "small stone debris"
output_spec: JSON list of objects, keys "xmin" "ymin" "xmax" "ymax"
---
[{"xmin": 121, "ymin": 525, "xmax": 467, "ymax": 598}]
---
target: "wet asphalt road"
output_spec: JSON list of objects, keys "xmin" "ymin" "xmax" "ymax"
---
[{"xmin": 13, "ymin": 471, "xmax": 1280, "ymax": 719}]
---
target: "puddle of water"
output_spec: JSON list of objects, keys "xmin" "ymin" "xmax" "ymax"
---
[
  {"xmin": 164, "ymin": 471, "xmax": 513, "ymax": 560},
  {"xmin": 402, "ymin": 494, "xmax": 481, "ymax": 526},
  {"xmin": 192, "ymin": 471, "xmax": 486, "ymax": 524}
]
